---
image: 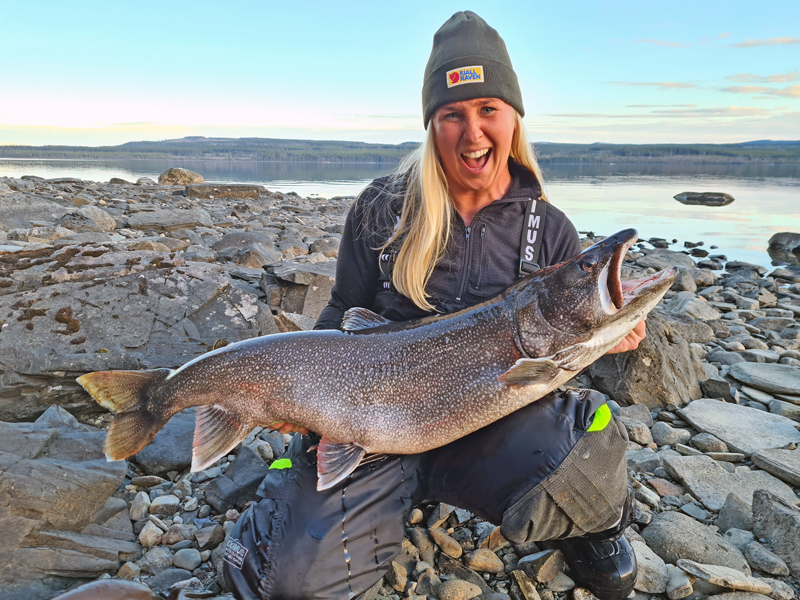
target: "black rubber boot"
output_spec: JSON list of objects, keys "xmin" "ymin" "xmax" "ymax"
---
[{"xmin": 549, "ymin": 489, "xmax": 638, "ymax": 600}]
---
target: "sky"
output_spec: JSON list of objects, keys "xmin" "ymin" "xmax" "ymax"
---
[{"xmin": 1, "ymin": 0, "xmax": 798, "ymax": 146}]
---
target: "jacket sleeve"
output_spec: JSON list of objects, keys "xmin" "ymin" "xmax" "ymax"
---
[
  {"xmin": 314, "ymin": 195, "xmax": 383, "ymax": 331},
  {"xmin": 541, "ymin": 205, "xmax": 582, "ymax": 268}
]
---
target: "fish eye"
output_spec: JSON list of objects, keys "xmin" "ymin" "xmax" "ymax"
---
[{"xmin": 579, "ymin": 255, "xmax": 597, "ymax": 272}]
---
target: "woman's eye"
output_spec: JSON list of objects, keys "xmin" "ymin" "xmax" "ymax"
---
[
  {"xmin": 444, "ymin": 112, "xmax": 460, "ymax": 119},
  {"xmin": 482, "ymin": 106, "xmax": 497, "ymax": 115}
]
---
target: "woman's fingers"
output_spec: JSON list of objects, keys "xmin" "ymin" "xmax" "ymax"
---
[{"xmin": 605, "ymin": 319, "xmax": 647, "ymax": 355}]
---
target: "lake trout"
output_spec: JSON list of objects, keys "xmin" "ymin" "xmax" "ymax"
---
[{"xmin": 78, "ymin": 229, "xmax": 677, "ymax": 490}]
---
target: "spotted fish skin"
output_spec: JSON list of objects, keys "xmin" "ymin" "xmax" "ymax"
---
[{"xmin": 78, "ymin": 229, "xmax": 677, "ymax": 489}]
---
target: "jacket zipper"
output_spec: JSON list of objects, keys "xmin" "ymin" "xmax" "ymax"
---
[
  {"xmin": 455, "ymin": 226, "xmax": 471, "ymax": 302},
  {"xmin": 475, "ymin": 223, "xmax": 486, "ymax": 290}
]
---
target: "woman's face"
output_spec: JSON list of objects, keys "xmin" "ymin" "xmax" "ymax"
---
[{"xmin": 431, "ymin": 97, "xmax": 517, "ymax": 201}]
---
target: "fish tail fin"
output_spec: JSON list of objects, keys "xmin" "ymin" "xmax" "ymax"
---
[
  {"xmin": 192, "ymin": 405, "xmax": 253, "ymax": 472},
  {"xmin": 77, "ymin": 369, "xmax": 173, "ymax": 461}
]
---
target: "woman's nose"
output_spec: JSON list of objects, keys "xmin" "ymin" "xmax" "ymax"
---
[{"xmin": 463, "ymin": 117, "xmax": 484, "ymax": 143}]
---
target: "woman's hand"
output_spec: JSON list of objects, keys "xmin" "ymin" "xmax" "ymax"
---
[
  {"xmin": 268, "ymin": 422, "xmax": 310, "ymax": 435},
  {"xmin": 605, "ymin": 320, "xmax": 646, "ymax": 355}
]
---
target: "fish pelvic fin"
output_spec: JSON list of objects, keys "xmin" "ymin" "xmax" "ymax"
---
[
  {"xmin": 341, "ymin": 307, "xmax": 393, "ymax": 331},
  {"xmin": 498, "ymin": 358, "xmax": 560, "ymax": 387},
  {"xmin": 77, "ymin": 369, "xmax": 173, "ymax": 461},
  {"xmin": 316, "ymin": 437, "xmax": 366, "ymax": 491},
  {"xmin": 191, "ymin": 405, "xmax": 252, "ymax": 472}
]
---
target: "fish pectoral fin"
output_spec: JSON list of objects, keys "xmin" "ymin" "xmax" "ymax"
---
[
  {"xmin": 191, "ymin": 405, "xmax": 252, "ymax": 472},
  {"xmin": 341, "ymin": 307, "xmax": 393, "ymax": 331},
  {"xmin": 316, "ymin": 437, "xmax": 366, "ymax": 491},
  {"xmin": 550, "ymin": 345, "xmax": 586, "ymax": 372},
  {"xmin": 498, "ymin": 358, "xmax": 561, "ymax": 387}
]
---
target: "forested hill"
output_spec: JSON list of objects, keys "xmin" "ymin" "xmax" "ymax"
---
[{"xmin": 2, "ymin": 137, "xmax": 799, "ymax": 163}]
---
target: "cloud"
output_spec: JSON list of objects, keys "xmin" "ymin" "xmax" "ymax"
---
[
  {"xmin": 545, "ymin": 106, "xmax": 772, "ymax": 119},
  {"xmin": 717, "ymin": 32, "xmax": 730, "ymax": 39},
  {"xmin": 728, "ymin": 37, "xmax": 800, "ymax": 48},
  {"xmin": 633, "ymin": 38, "xmax": 689, "ymax": 48},
  {"xmin": 720, "ymin": 84, "xmax": 800, "ymax": 97},
  {"xmin": 727, "ymin": 71, "xmax": 800, "ymax": 83},
  {"xmin": 610, "ymin": 81, "xmax": 698, "ymax": 89},
  {"xmin": 626, "ymin": 104, "xmax": 698, "ymax": 108}
]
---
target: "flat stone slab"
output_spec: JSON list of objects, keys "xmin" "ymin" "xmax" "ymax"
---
[
  {"xmin": 663, "ymin": 455, "xmax": 799, "ymax": 511},
  {"xmin": 728, "ymin": 363, "xmax": 800, "ymax": 395},
  {"xmin": 679, "ymin": 399, "xmax": 800, "ymax": 456},
  {"xmin": 751, "ymin": 448, "xmax": 800, "ymax": 487},
  {"xmin": 126, "ymin": 208, "xmax": 212, "ymax": 231},
  {"xmin": 185, "ymin": 183, "xmax": 265, "ymax": 199},
  {"xmin": 677, "ymin": 560, "xmax": 771, "ymax": 594}
]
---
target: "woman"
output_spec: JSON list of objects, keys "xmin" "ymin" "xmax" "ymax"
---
[{"xmin": 224, "ymin": 12, "xmax": 643, "ymax": 600}]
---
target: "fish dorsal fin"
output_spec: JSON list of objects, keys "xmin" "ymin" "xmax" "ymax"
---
[
  {"xmin": 341, "ymin": 307, "xmax": 393, "ymax": 331},
  {"xmin": 316, "ymin": 436, "xmax": 366, "ymax": 490},
  {"xmin": 192, "ymin": 405, "xmax": 252, "ymax": 472},
  {"xmin": 498, "ymin": 358, "xmax": 560, "ymax": 387}
]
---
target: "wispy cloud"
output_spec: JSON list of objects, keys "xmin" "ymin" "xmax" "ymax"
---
[
  {"xmin": 626, "ymin": 104, "xmax": 698, "ymax": 108},
  {"xmin": 717, "ymin": 32, "xmax": 730, "ymax": 39},
  {"xmin": 727, "ymin": 71, "xmax": 799, "ymax": 83},
  {"xmin": 728, "ymin": 37, "xmax": 800, "ymax": 48},
  {"xmin": 633, "ymin": 38, "xmax": 689, "ymax": 48},
  {"xmin": 720, "ymin": 84, "xmax": 800, "ymax": 97},
  {"xmin": 545, "ymin": 106, "xmax": 773, "ymax": 119},
  {"xmin": 610, "ymin": 81, "xmax": 698, "ymax": 89}
]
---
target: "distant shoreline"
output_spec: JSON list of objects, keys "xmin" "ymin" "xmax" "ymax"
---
[{"xmin": 2, "ymin": 136, "xmax": 799, "ymax": 164}]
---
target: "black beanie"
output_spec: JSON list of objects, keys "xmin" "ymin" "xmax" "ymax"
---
[{"xmin": 422, "ymin": 11, "xmax": 524, "ymax": 128}]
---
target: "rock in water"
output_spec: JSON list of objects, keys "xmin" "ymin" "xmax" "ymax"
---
[
  {"xmin": 674, "ymin": 192, "xmax": 735, "ymax": 207},
  {"xmin": 157, "ymin": 167, "xmax": 204, "ymax": 185}
]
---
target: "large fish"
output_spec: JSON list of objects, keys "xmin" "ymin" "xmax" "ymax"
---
[{"xmin": 79, "ymin": 229, "xmax": 676, "ymax": 490}]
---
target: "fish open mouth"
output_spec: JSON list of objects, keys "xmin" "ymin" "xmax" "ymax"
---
[{"xmin": 599, "ymin": 232, "xmax": 677, "ymax": 314}]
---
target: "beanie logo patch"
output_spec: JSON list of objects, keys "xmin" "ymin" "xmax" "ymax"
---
[{"xmin": 446, "ymin": 65, "xmax": 484, "ymax": 88}]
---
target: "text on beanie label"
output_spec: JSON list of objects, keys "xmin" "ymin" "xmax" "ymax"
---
[{"xmin": 446, "ymin": 65, "xmax": 484, "ymax": 88}]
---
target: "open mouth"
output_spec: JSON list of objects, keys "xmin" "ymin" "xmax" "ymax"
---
[
  {"xmin": 461, "ymin": 148, "xmax": 491, "ymax": 171},
  {"xmin": 599, "ymin": 233, "xmax": 677, "ymax": 314}
]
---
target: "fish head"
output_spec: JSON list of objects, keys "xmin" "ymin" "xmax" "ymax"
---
[{"xmin": 515, "ymin": 228, "xmax": 678, "ymax": 361}]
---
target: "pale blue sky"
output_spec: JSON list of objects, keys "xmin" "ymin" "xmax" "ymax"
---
[{"xmin": 1, "ymin": 0, "xmax": 798, "ymax": 145}]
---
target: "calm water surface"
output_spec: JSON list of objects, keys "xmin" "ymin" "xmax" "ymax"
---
[{"xmin": 2, "ymin": 158, "xmax": 798, "ymax": 269}]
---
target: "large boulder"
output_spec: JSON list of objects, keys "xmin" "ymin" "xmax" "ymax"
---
[
  {"xmin": 751, "ymin": 490, "xmax": 800, "ymax": 578},
  {"xmin": 157, "ymin": 168, "xmax": 203, "ymax": 185},
  {"xmin": 0, "ymin": 243, "xmax": 277, "ymax": 421},
  {"xmin": 641, "ymin": 511, "xmax": 750, "ymax": 575},
  {"xmin": 262, "ymin": 261, "xmax": 336, "ymax": 320},
  {"xmin": 588, "ymin": 311, "xmax": 706, "ymax": 407},
  {"xmin": 0, "ymin": 406, "xmax": 135, "ymax": 600}
]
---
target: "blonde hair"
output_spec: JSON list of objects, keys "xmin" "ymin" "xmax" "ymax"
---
[{"xmin": 380, "ymin": 112, "xmax": 548, "ymax": 311}]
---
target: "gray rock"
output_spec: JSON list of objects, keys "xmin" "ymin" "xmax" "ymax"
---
[
  {"xmin": 127, "ymin": 208, "xmax": 213, "ymax": 231},
  {"xmin": 632, "ymin": 540, "xmax": 669, "ymax": 593},
  {"xmin": 679, "ymin": 399, "xmax": 800, "ymax": 456},
  {"xmin": 129, "ymin": 491, "xmax": 151, "ymax": 521},
  {"xmin": 309, "ymin": 237, "xmax": 340, "ymax": 257},
  {"xmin": 628, "ymin": 423, "xmax": 654, "ymax": 446},
  {"xmin": 691, "ymin": 433, "xmax": 728, "ymax": 453},
  {"xmin": 637, "ymin": 248, "xmax": 698, "ymax": 269},
  {"xmin": 516, "ymin": 549, "xmax": 566, "ymax": 583},
  {"xmin": 0, "ymin": 196, "xmax": 69, "ymax": 224},
  {"xmin": 617, "ymin": 404, "xmax": 655, "ymax": 428},
  {"xmin": 546, "ymin": 573, "xmax": 575, "ymax": 593},
  {"xmin": 652, "ymin": 422, "xmax": 692, "ymax": 447},
  {"xmin": 138, "ymin": 545, "xmax": 174, "ymax": 574},
  {"xmin": 769, "ymin": 399, "xmax": 800, "ymax": 422},
  {"xmin": 194, "ymin": 524, "xmax": 225, "ymax": 550},
  {"xmin": 759, "ymin": 578, "xmax": 797, "ymax": 600},
  {"xmin": 723, "ymin": 529, "xmax": 755, "ymax": 551},
  {"xmin": 589, "ymin": 312, "xmax": 706, "ymax": 407},
  {"xmin": 751, "ymin": 490, "xmax": 800, "ymax": 577},
  {"xmin": 185, "ymin": 183, "xmax": 265, "ymax": 199},
  {"xmin": 729, "ymin": 362, "xmax": 800, "ymax": 395},
  {"xmin": 641, "ymin": 511, "xmax": 751, "ymax": 574},
  {"xmin": 146, "ymin": 567, "xmax": 193, "ymax": 592},
  {"xmin": 743, "ymin": 541, "xmax": 789, "ymax": 576},
  {"xmin": 666, "ymin": 566, "xmax": 694, "ymax": 600},
  {"xmin": 410, "ymin": 528, "xmax": 436, "ymax": 565},
  {"xmin": 266, "ymin": 261, "xmax": 336, "ymax": 320},
  {"xmin": 674, "ymin": 192, "xmax": 735, "ymax": 206},
  {"xmin": 681, "ymin": 503, "xmax": 710, "ymax": 521},
  {"xmin": 428, "ymin": 502, "xmax": 456, "ymax": 529},
  {"xmin": 172, "ymin": 548, "xmax": 202, "ymax": 571},
  {"xmin": 627, "ymin": 448, "xmax": 661, "ymax": 472},
  {"xmin": 665, "ymin": 296, "xmax": 722, "ymax": 321},
  {"xmin": 158, "ymin": 168, "xmax": 204, "ymax": 185},
  {"xmin": 148, "ymin": 494, "xmax": 181, "ymax": 516},
  {"xmin": 135, "ymin": 409, "xmax": 196, "ymax": 475},
  {"xmin": 663, "ymin": 454, "xmax": 799, "ymax": 511},
  {"xmin": 204, "ymin": 446, "xmax": 271, "ymax": 513},
  {"xmin": 705, "ymin": 594, "xmax": 772, "ymax": 600},
  {"xmin": 751, "ymin": 447, "xmax": 800, "ymax": 487},
  {"xmin": 677, "ymin": 560, "xmax": 770, "ymax": 594},
  {"xmin": 718, "ymin": 494, "xmax": 754, "ymax": 533}
]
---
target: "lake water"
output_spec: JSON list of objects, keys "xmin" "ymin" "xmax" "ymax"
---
[{"xmin": 2, "ymin": 158, "xmax": 799, "ymax": 270}]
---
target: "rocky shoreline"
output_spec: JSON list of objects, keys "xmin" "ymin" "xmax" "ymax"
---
[{"xmin": 1, "ymin": 170, "xmax": 799, "ymax": 600}]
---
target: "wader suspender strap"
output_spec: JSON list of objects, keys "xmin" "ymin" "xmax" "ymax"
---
[
  {"xmin": 519, "ymin": 197, "xmax": 547, "ymax": 275},
  {"xmin": 378, "ymin": 249, "xmax": 396, "ymax": 291}
]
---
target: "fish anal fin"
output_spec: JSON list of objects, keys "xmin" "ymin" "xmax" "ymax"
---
[
  {"xmin": 77, "ymin": 369, "xmax": 173, "ymax": 461},
  {"xmin": 341, "ymin": 307, "xmax": 393, "ymax": 331},
  {"xmin": 192, "ymin": 405, "xmax": 252, "ymax": 472},
  {"xmin": 316, "ymin": 437, "xmax": 366, "ymax": 491},
  {"xmin": 498, "ymin": 358, "xmax": 560, "ymax": 387}
]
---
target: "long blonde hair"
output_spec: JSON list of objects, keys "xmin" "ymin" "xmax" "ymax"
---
[{"xmin": 380, "ymin": 112, "xmax": 548, "ymax": 311}]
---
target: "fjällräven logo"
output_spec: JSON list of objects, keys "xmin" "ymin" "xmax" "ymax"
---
[{"xmin": 446, "ymin": 65, "xmax": 484, "ymax": 88}]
